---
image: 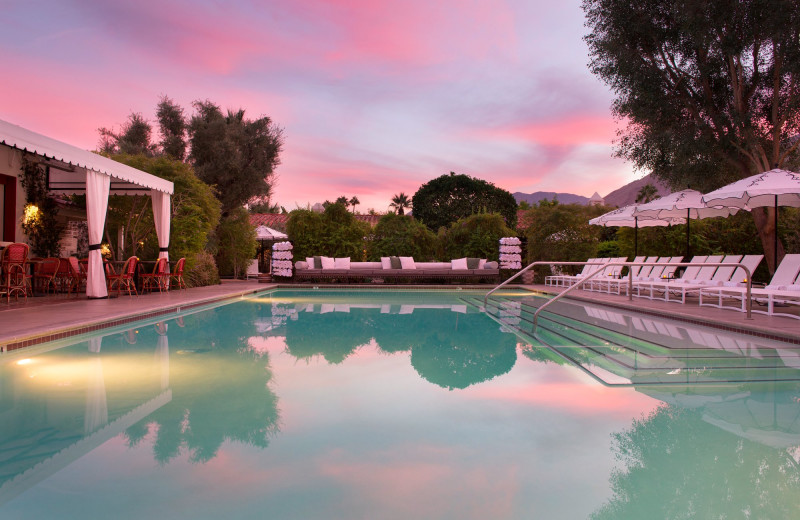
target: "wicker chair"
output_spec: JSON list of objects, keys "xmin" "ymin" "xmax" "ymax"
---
[
  {"xmin": 169, "ymin": 257, "xmax": 187, "ymax": 290},
  {"xmin": 107, "ymin": 256, "xmax": 139, "ymax": 296},
  {"xmin": 141, "ymin": 257, "xmax": 169, "ymax": 293}
]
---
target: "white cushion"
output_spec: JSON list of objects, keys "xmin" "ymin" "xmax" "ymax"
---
[
  {"xmin": 479, "ymin": 259, "xmax": 487, "ymax": 269},
  {"xmin": 399, "ymin": 256, "xmax": 416, "ymax": 269},
  {"xmin": 320, "ymin": 256, "xmax": 335, "ymax": 269},
  {"xmin": 451, "ymin": 258, "xmax": 468, "ymax": 270},
  {"xmin": 380, "ymin": 257, "xmax": 392, "ymax": 269},
  {"xmin": 334, "ymin": 257, "xmax": 350, "ymax": 269},
  {"xmin": 295, "ymin": 261, "xmax": 309, "ymax": 270},
  {"xmin": 306, "ymin": 257, "xmax": 315, "ymax": 269}
]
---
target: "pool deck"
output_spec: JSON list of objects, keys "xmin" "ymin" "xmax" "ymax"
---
[{"xmin": 1, "ymin": 281, "xmax": 799, "ymax": 352}]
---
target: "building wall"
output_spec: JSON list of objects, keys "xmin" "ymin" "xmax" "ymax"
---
[{"xmin": 0, "ymin": 145, "xmax": 27, "ymax": 243}]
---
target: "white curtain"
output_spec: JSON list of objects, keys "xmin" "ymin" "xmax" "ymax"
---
[
  {"xmin": 86, "ymin": 169, "xmax": 110, "ymax": 298},
  {"xmin": 84, "ymin": 355, "xmax": 108, "ymax": 434},
  {"xmin": 155, "ymin": 323, "xmax": 170, "ymax": 390},
  {"xmin": 151, "ymin": 190, "xmax": 171, "ymax": 262}
]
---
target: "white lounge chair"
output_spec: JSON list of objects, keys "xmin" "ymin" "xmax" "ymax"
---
[
  {"xmin": 634, "ymin": 255, "xmax": 720, "ymax": 302},
  {"xmin": 550, "ymin": 258, "xmax": 609, "ymax": 288},
  {"xmin": 699, "ymin": 254, "xmax": 800, "ymax": 318},
  {"xmin": 601, "ymin": 256, "xmax": 646, "ymax": 295}
]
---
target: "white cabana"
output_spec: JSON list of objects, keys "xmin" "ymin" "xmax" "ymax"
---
[
  {"xmin": 0, "ymin": 119, "xmax": 174, "ymax": 298},
  {"xmin": 255, "ymin": 225, "xmax": 288, "ymax": 240}
]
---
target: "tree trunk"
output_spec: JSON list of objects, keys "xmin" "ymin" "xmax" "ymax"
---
[{"xmin": 752, "ymin": 206, "xmax": 783, "ymax": 275}]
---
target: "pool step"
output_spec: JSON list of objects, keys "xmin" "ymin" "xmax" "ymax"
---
[{"xmin": 470, "ymin": 295, "xmax": 800, "ymax": 385}]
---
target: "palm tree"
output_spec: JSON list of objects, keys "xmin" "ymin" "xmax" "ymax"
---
[
  {"xmin": 636, "ymin": 184, "xmax": 659, "ymax": 203},
  {"xmin": 349, "ymin": 196, "xmax": 360, "ymax": 214},
  {"xmin": 390, "ymin": 192, "xmax": 411, "ymax": 215}
]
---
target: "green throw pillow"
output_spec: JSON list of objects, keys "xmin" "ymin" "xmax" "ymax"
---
[
  {"xmin": 313, "ymin": 256, "xmax": 322, "ymax": 269},
  {"xmin": 466, "ymin": 257, "xmax": 481, "ymax": 269},
  {"xmin": 390, "ymin": 256, "xmax": 402, "ymax": 269}
]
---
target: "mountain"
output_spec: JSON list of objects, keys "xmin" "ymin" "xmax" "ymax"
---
[
  {"xmin": 513, "ymin": 174, "xmax": 671, "ymax": 208},
  {"xmin": 513, "ymin": 191, "xmax": 590, "ymax": 206},
  {"xmin": 602, "ymin": 174, "xmax": 671, "ymax": 207}
]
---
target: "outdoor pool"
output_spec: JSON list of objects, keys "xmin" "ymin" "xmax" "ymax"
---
[{"xmin": 1, "ymin": 288, "xmax": 799, "ymax": 519}]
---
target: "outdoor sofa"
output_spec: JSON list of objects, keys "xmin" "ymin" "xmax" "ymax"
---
[{"xmin": 294, "ymin": 256, "xmax": 500, "ymax": 283}]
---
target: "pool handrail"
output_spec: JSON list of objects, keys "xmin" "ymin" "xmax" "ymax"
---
[{"xmin": 484, "ymin": 261, "xmax": 753, "ymax": 331}]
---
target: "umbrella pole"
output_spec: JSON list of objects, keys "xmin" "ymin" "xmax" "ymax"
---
[
  {"xmin": 774, "ymin": 195, "xmax": 778, "ymax": 271},
  {"xmin": 686, "ymin": 208, "xmax": 691, "ymax": 258},
  {"xmin": 634, "ymin": 218, "xmax": 638, "ymax": 257}
]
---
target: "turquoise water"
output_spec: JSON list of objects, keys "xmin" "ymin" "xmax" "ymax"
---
[{"xmin": 1, "ymin": 289, "xmax": 799, "ymax": 519}]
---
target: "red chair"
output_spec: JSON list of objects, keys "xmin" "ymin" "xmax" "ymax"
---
[
  {"xmin": 64, "ymin": 257, "xmax": 85, "ymax": 296},
  {"xmin": 107, "ymin": 256, "xmax": 139, "ymax": 296},
  {"xmin": 33, "ymin": 257, "xmax": 60, "ymax": 295},
  {"xmin": 1, "ymin": 243, "xmax": 32, "ymax": 300},
  {"xmin": 141, "ymin": 257, "xmax": 169, "ymax": 293},
  {"xmin": 169, "ymin": 257, "xmax": 187, "ymax": 290}
]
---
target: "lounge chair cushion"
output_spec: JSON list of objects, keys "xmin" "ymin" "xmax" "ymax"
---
[
  {"xmin": 451, "ymin": 258, "xmax": 468, "ymax": 270},
  {"xmin": 306, "ymin": 257, "xmax": 316, "ymax": 269},
  {"xmin": 380, "ymin": 257, "xmax": 392, "ymax": 269},
  {"xmin": 484, "ymin": 261, "xmax": 498, "ymax": 269},
  {"xmin": 334, "ymin": 257, "xmax": 350, "ymax": 269},
  {"xmin": 296, "ymin": 261, "xmax": 309, "ymax": 270},
  {"xmin": 320, "ymin": 256, "xmax": 335, "ymax": 269},
  {"xmin": 399, "ymin": 256, "xmax": 416, "ymax": 269},
  {"xmin": 389, "ymin": 256, "xmax": 402, "ymax": 269},
  {"xmin": 466, "ymin": 257, "xmax": 481, "ymax": 269}
]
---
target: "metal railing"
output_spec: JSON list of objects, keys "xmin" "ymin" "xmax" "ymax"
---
[{"xmin": 484, "ymin": 260, "xmax": 753, "ymax": 331}]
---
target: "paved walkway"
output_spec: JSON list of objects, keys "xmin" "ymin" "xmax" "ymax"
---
[
  {"xmin": 1, "ymin": 281, "xmax": 798, "ymax": 351},
  {"xmin": 0, "ymin": 280, "xmax": 270, "ymax": 350}
]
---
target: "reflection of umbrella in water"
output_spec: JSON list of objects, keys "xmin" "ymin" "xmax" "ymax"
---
[
  {"xmin": 703, "ymin": 169, "xmax": 800, "ymax": 273},
  {"xmin": 589, "ymin": 204, "xmax": 685, "ymax": 256},
  {"xmin": 155, "ymin": 322, "xmax": 169, "ymax": 390},
  {"xmin": 634, "ymin": 189, "xmax": 742, "ymax": 257}
]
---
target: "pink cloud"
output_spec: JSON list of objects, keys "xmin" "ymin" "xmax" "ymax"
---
[{"xmin": 465, "ymin": 381, "xmax": 660, "ymax": 419}]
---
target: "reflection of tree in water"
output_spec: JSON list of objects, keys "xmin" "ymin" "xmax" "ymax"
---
[
  {"xmin": 125, "ymin": 304, "xmax": 280, "ymax": 464},
  {"xmin": 410, "ymin": 310, "xmax": 517, "ymax": 390},
  {"xmin": 592, "ymin": 405, "xmax": 800, "ymax": 520},
  {"xmin": 283, "ymin": 309, "xmax": 375, "ymax": 363}
]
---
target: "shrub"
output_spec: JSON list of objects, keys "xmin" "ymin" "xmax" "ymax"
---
[
  {"xmin": 366, "ymin": 213, "xmax": 437, "ymax": 261},
  {"xmin": 438, "ymin": 213, "xmax": 516, "ymax": 261},
  {"xmin": 184, "ymin": 251, "xmax": 220, "ymax": 287},
  {"xmin": 214, "ymin": 207, "xmax": 257, "ymax": 278},
  {"xmin": 287, "ymin": 203, "xmax": 370, "ymax": 260}
]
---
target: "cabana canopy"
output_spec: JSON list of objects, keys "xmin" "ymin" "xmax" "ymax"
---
[{"xmin": 0, "ymin": 118, "xmax": 174, "ymax": 298}]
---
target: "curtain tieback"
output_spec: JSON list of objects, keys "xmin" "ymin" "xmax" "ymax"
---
[
  {"xmin": 159, "ymin": 247, "xmax": 169, "ymax": 252},
  {"xmin": 88, "ymin": 244, "xmax": 102, "ymax": 251}
]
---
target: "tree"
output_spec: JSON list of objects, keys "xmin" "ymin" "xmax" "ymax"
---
[
  {"xmin": 635, "ymin": 183, "xmax": 659, "ymax": 204},
  {"xmin": 390, "ymin": 192, "xmax": 411, "ymax": 215},
  {"xmin": 98, "ymin": 112, "xmax": 155, "ymax": 156},
  {"xmin": 412, "ymin": 173, "xmax": 517, "ymax": 231},
  {"xmin": 188, "ymin": 100, "xmax": 284, "ymax": 215},
  {"xmin": 349, "ymin": 196, "xmax": 360, "ymax": 213},
  {"xmin": 106, "ymin": 154, "xmax": 221, "ymax": 262},
  {"xmin": 156, "ymin": 95, "xmax": 186, "ymax": 160},
  {"xmin": 583, "ymin": 0, "xmax": 800, "ymax": 273},
  {"xmin": 287, "ymin": 204, "xmax": 371, "ymax": 260}
]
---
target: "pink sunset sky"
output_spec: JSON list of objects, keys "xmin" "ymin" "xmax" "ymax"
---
[{"xmin": 1, "ymin": 0, "xmax": 638, "ymax": 213}]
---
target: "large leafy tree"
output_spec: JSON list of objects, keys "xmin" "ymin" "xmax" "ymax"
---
[
  {"xmin": 156, "ymin": 95, "xmax": 187, "ymax": 160},
  {"xmin": 583, "ymin": 0, "xmax": 800, "ymax": 273},
  {"xmin": 189, "ymin": 101, "xmax": 284, "ymax": 216},
  {"xmin": 412, "ymin": 172, "xmax": 518, "ymax": 231}
]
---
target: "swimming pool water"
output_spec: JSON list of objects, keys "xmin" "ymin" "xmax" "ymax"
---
[{"xmin": 1, "ymin": 289, "xmax": 799, "ymax": 519}]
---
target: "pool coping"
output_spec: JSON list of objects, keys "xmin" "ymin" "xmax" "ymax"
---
[{"xmin": 2, "ymin": 282, "xmax": 799, "ymax": 352}]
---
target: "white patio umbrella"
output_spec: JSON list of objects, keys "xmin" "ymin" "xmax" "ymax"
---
[
  {"xmin": 702, "ymin": 169, "xmax": 800, "ymax": 271},
  {"xmin": 255, "ymin": 225, "xmax": 288, "ymax": 240},
  {"xmin": 634, "ymin": 189, "xmax": 742, "ymax": 257},
  {"xmin": 589, "ymin": 204, "xmax": 685, "ymax": 256}
]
